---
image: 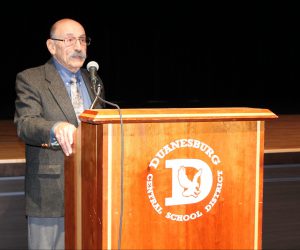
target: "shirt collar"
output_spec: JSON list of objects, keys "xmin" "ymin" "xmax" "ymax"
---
[{"xmin": 52, "ymin": 57, "xmax": 82, "ymax": 85}]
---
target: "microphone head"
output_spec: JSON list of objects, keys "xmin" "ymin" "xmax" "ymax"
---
[{"xmin": 87, "ymin": 61, "xmax": 99, "ymax": 72}]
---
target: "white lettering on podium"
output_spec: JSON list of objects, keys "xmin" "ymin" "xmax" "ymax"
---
[
  {"xmin": 149, "ymin": 157, "xmax": 160, "ymax": 168},
  {"xmin": 205, "ymin": 170, "xmax": 223, "ymax": 212},
  {"xmin": 147, "ymin": 174, "xmax": 163, "ymax": 214},
  {"xmin": 149, "ymin": 139, "xmax": 221, "ymax": 169},
  {"xmin": 165, "ymin": 210, "xmax": 203, "ymax": 222},
  {"xmin": 146, "ymin": 138, "xmax": 224, "ymax": 221}
]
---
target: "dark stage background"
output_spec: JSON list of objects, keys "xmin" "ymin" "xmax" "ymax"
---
[{"xmin": 1, "ymin": 2, "xmax": 299, "ymax": 119}]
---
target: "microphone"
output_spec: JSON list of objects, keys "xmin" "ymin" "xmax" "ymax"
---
[
  {"xmin": 87, "ymin": 61, "xmax": 103, "ymax": 109},
  {"xmin": 87, "ymin": 61, "xmax": 99, "ymax": 84},
  {"xmin": 87, "ymin": 60, "xmax": 120, "ymax": 111}
]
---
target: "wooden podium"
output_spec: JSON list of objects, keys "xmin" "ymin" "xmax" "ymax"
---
[{"xmin": 65, "ymin": 107, "xmax": 277, "ymax": 250}]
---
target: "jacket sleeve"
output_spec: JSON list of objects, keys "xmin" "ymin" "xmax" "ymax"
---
[{"xmin": 14, "ymin": 70, "xmax": 57, "ymax": 147}]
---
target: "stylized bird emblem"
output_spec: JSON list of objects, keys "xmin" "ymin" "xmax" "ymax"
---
[{"xmin": 178, "ymin": 166, "xmax": 202, "ymax": 198}]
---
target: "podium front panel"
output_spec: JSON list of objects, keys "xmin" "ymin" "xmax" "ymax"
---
[{"xmin": 74, "ymin": 119, "xmax": 264, "ymax": 249}]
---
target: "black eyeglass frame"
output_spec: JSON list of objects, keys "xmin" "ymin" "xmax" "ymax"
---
[{"xmin": 50, "ymin": 37, "xmax": 91, "ymax": 46}]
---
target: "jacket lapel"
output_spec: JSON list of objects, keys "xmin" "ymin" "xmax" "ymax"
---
[
  {"xmin": 45, "ymin": 61, "xmax": 78, "ymax": 125},
  {"xmin": 81, "ymin": 70, "xmax": 96, "ymax": 106},
  {"xmin": 81, "ymin": 69, "xmax": 103, "ymax": 109}
]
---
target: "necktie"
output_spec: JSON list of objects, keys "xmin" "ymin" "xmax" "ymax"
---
[{"xmin": 70, "ymin": 77, "xmax": 84, "ymax": 122}]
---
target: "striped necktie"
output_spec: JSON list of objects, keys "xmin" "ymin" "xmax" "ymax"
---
[{"xmin": 70, "ymin": 77, "xmax": 84, "ymax": 122}]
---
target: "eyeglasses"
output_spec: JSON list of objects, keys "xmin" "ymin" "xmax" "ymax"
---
[{"xmin": 50, "ymin": 37, "xmax": 91, "ymax": 47}]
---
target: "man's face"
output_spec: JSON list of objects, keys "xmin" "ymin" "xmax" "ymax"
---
[{"xmin": 48, "ymin": 20, "xmax": 88, "ymax": 72}]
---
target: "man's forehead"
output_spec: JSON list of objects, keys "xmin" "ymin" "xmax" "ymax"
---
[{"xmin": 55, "ymin": 21, "xmax": 84, "ymax": 34}]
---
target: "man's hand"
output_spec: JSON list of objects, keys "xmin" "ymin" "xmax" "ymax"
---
[{"xmin": 53, "ymin": 122, "xmax": 77, "ymax": 156}]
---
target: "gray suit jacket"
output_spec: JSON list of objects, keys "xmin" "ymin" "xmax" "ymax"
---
[{"xmin": 14, "ymin": 59, "xmax": 104, "ymax": 217}]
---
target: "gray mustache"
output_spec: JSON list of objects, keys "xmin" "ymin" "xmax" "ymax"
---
[{"xmin": 71, "ymin": 52, "xmax": 86, "ymax": 59}]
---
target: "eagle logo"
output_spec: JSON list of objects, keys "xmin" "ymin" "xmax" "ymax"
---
[{"xmin": 178, "ymin": 166, "xmax": 202, "ymax": 198}]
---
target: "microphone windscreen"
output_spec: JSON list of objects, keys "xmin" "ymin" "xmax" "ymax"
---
[{"xmin": 87, "ymin": 61, "xmax": 99, "ymax": 72}]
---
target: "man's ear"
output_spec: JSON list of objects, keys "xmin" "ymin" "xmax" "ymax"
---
[{"xmin": 46, "ymin": 39, "xmax": 56, "ymax": 55}]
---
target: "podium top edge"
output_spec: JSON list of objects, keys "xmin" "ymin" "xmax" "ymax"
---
[{"xmin": 79, "ymin": 107, "xmax": 278, "ymax": 123}]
